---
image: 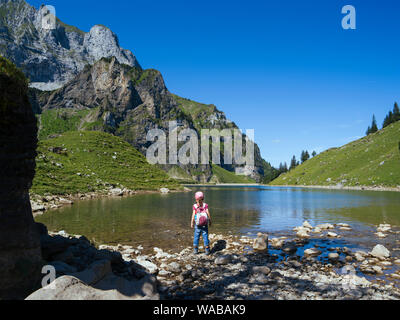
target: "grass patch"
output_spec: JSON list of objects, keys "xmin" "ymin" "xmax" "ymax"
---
[
  {"xmin": 38, "ymin": 108, "xmax": 91, "ymax": 140},
  {"xmin": 211, "ymin": 165, "xmax": 255, "ymax": 184},
  {"xmin": 133, "ymin": 69, "xmax": 159, "ymax": 86},
  {"xmin": 32, "ymin": 131, "xmax": 180, "ymax": 195},
  {"xmin": 166, "ymin": 166, "xmax": 195, "ymax": 182},
  {"xmin": 172, "ymin": 94, "xmax": 225, "ymax": 131}
]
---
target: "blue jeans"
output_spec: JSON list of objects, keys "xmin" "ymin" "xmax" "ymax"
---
[{"xmin": 193, "ymin": 225, "xmax": 210, "ymax": 248}]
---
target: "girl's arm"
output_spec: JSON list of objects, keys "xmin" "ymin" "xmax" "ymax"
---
[
  {"xmin": 191, "ymin": 210, "xmax": 196, "ymax": 229},
  {"xmin": 207, "ymin": 209, "xmax": 212, "ymax": 227}
]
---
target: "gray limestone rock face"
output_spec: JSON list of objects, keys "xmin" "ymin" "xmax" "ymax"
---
[
  {"xmin": 83, "ymin": 25, "xmax": 137, "ymax": 67},
  {"xmin": 0, "ymin": 57, "xmax": 42, "ymax": 300},
  {"xmin": 0, "ymin": 0, "xmax": 140, "ymax": 90},
  {"xmin": 28, "ymin": 57, "xmax": 265, "ymax": 182},
  {"xmin": 1, "ymin": 0, "xmax": 266, "ymax": 183},
  {"xmin": 29, "ymin": 57, "xmax": 216, "ymax": 182}
]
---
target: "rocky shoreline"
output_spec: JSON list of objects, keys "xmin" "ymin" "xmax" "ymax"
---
[
  {"xmin": 26, "ymin": 221, "xmax": 400, "ymax": 300},
  {"xmin": 30, "ymin": 187, "xmax": 189, "ymax": 217}
]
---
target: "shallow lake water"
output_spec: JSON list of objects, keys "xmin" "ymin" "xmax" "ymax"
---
[{"xmin": 35, "ymin": 186, "xmax": 400, "ymax": 256}]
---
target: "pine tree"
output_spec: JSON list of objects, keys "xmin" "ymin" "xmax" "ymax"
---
[
  {"xmin": 370, "ymin": 115, "xmax": 378, "ymax": 133},
  {"xmin": 393, "ymin": 102, "xmax": 400, "ymax": 122},
  {"xmin": 383, "ymin": 111, "xmax": 394, "ymax": 128},
  {"xmin": 312, "ymin": 151, "xmax": 317, "ymax": 157},
  {"xmin": 278, "ymin": 162, "xmax": 287, "ymax": 174},
  {"xmin": 367, "ymin": 115, "xmax": 378, "ymax": 135},
  {"xmin": 382, "ymin": 103, "xmax": 400, "ymax": 128},
  {"xmin": 283, "ymin": 162, "xmax": 288, "ymax": 173},
  {"xmin": 290, "ymin": 156, "xmax": 297, "ymax": 170},
  {"xmin": 301, "ymin": 150, "xmax": 310, "ymax": 163}
]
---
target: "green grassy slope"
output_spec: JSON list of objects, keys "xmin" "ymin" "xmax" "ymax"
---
[
  {"xmin": 172, "ymin": 94, "xmax": 236, "ymax": 131},
  {"xmin": 38, "ymin": 108, "xmax": 93, "ymax": 140},
  {"xmin": 32, "ymin": 131, "xmax": 180, "ymax": 195},
  {"xmin": 211, "ymin": 165, "xmax": 255, "ymax": 184},
  {"xmin": 271, "ymin": 121, "xmax": 400, "ymax": 187}
]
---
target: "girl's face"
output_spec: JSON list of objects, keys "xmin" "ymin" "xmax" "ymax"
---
[{"xmin": 197, "ymin": 198, "xmax": 204, "ymax": 205}]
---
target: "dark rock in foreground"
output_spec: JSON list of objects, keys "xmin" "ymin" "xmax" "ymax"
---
[
  {"xmin": 0, "ymin": 57, "xmax": 42, "ymax": 299},
  {"xmin": 25, "ymin": 230, "xmax": 159, "ymax": 300}
]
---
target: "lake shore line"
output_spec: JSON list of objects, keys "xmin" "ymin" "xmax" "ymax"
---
[
  {"xmin": 185, "ymin": 183, "xmax": 400, "ymax": 193},
  {"xmin": 268, "ymin": 184, "xmax": 400, "ymax": 193},
  {"xmin": 27, "ymin": 223, "xmax": 400, "ymax": 300},
  {"xmin": 184, "ymin": 183, "xmax": 262, "ymax": 187},
  {"xmin": 30, "ymin": 186, "xmax": 190, "ymax": 217}
]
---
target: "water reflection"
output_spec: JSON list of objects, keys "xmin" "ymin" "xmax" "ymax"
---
[{"xmin": 36, "ymin": 186, "xmax": 400, "ymax": 250}]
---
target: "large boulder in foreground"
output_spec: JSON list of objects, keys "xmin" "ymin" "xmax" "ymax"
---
[
  {"xmin": 25, "ymin": 275, "xmax": 159, "ymax": 300},
  {"xmin": 0, "ymin": 57, "xmax": 42, "ymax": 299}
]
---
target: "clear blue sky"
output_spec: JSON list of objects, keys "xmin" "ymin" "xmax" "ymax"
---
[{"xmin": 30, "ymin": 0, "xmax": 400, "ymax": 166}]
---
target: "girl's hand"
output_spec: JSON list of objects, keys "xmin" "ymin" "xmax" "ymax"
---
[{"xmin": 209, "ymin": 220, "xmax": 212, "ymax": 227}]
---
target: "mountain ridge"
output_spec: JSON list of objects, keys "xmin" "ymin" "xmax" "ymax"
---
[
  {"xmin": 0, "ymin": 0, "xmax": 140, "ymax": 90},
  {"xmin": 30, "ymin": 57, "xmax": 266, "ymax": 182},
  {"xmin": 2, "ymin": 0, "xmax": 268, "ymax": 182}
]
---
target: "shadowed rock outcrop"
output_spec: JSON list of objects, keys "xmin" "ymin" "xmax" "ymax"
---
[
  {"xmin": 0, "ymin": 56, "xmax": 42, "ymax": 299},
  {"xmin": 27, "ymin": 231, "xmax": 160, "ymax": 300}
]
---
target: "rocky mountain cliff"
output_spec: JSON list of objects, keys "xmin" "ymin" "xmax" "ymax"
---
[
  {"xmin": 30, "ymin": 57, "xmax": 266, "ymax": 181},
  {"xmin": 0, "ymin": 0, "xmax": 140, "ymax": 90},
  {"xmin": 2, "ymin": 0, "xmax": 266, "ymax": 182}
]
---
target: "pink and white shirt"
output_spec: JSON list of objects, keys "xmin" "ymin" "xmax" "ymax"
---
[{"xmin": 193, "ymin": 203, "xmax": 208, "ymax": 214}]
